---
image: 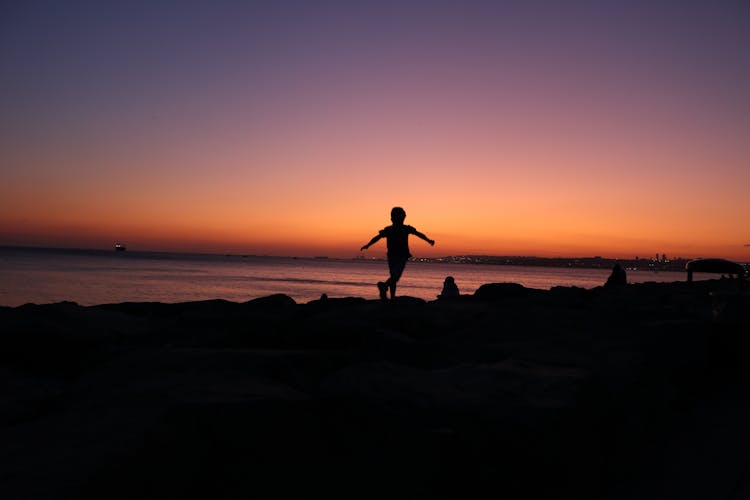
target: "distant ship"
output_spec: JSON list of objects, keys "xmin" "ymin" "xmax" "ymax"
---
[{"xmin": 115, "ymin": 243, "xmax": 127, "ymax": 252}]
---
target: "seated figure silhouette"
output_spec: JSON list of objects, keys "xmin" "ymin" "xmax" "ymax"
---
[
  {"xmin": 438, "ymin": 276, "xmax": 460, "ymax": 299},
  {"xmin": 604, "ymin": 263, "xmax": 627, "ymax": 287},
  {"xmin": 360, "ymin": 206, "xmax": 435, "ymax": 300}
]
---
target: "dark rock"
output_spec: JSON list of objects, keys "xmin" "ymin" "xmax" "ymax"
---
[
  {"xmin": 390, "ymin": 295, "xmax": 426, "ymax": 306},
  {"xmin": 304, "ymin": 296, "xmax": 367, "ymax": 308},
  {"xmin": 2, "ymin": 281, "xmax": 748, "ymax": 499},
  {"xmin": 243, "ymin": 293, "xmax": 296, "ymax": 308},
  {"xmin": 473, "ymin": 282, "xmax": 532, "ymax": 299},
  {"xmin": 710, "ymin": 291, "xmax": 750, "ymax": 326}
]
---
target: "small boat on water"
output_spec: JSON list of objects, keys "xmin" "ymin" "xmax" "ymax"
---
[{"xmin": 115, "ymin": 243, "xmax": 127, "ymax": 252}]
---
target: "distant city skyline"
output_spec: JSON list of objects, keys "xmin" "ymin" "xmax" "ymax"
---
[
  {"xmin": 3, "ymin": 244, "xmax": 746, "ymax": 268},
  {"xmin": 2, "ymin": 1, "xmax": 749, "ymax": 261}
]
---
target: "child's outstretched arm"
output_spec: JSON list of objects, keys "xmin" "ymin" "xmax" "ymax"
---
[
  {"xmin": 414, "ymin": 230, "xmax": 435, "ymax": 246},
  {"xmin": 360, "ymin": 234, "xmax": 382, "ymax": 251}
]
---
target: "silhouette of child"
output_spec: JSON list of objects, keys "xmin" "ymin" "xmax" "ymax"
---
[
  {"xmin": 361, "ymin": 207, "xmax": 435, "ymax": 299},
  {"xmin": 604, "ymin": 263, "xmax": 627, "ymax": 287},
  {"xmin": 438, "ymin": 276, "xmax": 460, "ymax": 299}
]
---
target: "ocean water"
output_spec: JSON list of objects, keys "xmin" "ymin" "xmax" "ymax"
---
[{"xmin": 0, "ymin": 247, "xmax": 704, "ymax": 307}]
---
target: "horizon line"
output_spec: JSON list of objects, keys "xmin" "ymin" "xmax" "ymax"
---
[{"xmin": 2, "ymin": 244, "xmax": 745, "ymax": 263}]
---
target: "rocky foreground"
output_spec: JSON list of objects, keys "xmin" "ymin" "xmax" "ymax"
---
[{"xmin": 1, "ymin": 280, "xmax": 749, "ymax": 499}]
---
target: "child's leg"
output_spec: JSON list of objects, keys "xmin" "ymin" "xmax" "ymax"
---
[
  {"xmin": 387, "ymin": 257, "xmax": 407, "ymax": 298},
  {"xmin": 377, "ymin": 281, "xmax": 388, "ymax": 300}
]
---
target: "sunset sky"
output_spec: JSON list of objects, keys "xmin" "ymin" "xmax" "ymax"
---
[{"xmin": 1, "ymin": 0, "xmax": 748, "ymax": 260}]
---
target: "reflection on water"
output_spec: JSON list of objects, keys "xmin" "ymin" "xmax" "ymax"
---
[{"xmin": 0, "ymin": 247, "xmax": 713, "ymax": 306}]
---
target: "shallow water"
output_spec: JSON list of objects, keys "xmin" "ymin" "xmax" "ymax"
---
[{"xmin": 0, "ymin": 247, "xmax": 708, "ymax": 306}]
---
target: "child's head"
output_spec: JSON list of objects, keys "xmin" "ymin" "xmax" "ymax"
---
[
  {"xmin": 444, "ymin": 276, "xmax": 455, "ymax": 285},
  {"xmin": 390, "ymin": 206, "xmax": 406, "ymax": 224}
]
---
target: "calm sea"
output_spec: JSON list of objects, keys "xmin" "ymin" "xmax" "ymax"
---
[{"xmin": 0, "ymin": 247, "xmax": 702, "ymax": 307}]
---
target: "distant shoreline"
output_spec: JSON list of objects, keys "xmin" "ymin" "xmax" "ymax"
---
[{"xmin": 1, "ymin": 245, "xmax": 747, "ymax": 272}]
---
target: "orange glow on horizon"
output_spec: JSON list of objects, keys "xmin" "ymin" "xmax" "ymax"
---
[
  {"xmin": 1, "ymin": 131, "xmax": 749, "ymax": 261},
  {"xmin": 2, "ymin": 190, "xmax": 748, "ymax": 261}
]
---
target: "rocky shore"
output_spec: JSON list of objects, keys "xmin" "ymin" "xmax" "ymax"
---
[{"xmin": 1, "ymin": 280, "xmax": 749, "ymax": 499}]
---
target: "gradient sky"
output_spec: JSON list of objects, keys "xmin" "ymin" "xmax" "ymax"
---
[{"xmin": 2, "ymin": 0, "xmax": 749, "ymax": 260}]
